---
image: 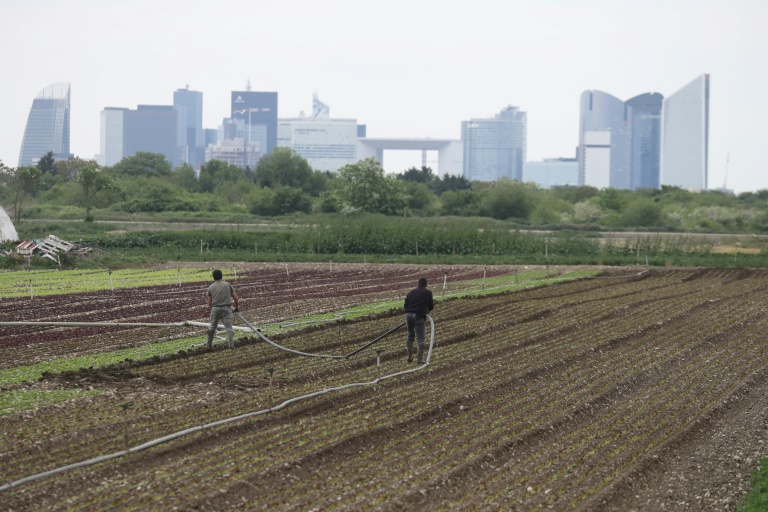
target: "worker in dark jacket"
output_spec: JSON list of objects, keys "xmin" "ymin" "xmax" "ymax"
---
[{"xmin": 404, "ymin": 277, "xmax": 434, "ymax": 364}]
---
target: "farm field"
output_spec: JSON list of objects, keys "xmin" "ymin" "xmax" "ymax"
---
[{"xmin": 2, "ymin": 265, "xmax": 768, "ymax": 510}]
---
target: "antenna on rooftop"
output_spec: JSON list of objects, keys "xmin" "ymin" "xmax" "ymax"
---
[{"xmin": 246, "ymin": 78, "xmax": 252, "ymax": 92}]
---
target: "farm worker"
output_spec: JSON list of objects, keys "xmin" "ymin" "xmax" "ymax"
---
[
  {"xmin": 404, "ymin": 277, "xmax": 434, "ymax": 364},
  {"xmin": 207, "ymin": 269, "xmax": 240, "ymax": 349}
]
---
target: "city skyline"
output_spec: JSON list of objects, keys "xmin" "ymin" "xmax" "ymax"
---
[{"xmin": 1, "ymin": 1, "xmax": 765, "ymax": 192}]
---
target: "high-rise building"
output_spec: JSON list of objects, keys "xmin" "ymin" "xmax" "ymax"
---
[
  {"xmin": 276, "ymin": 94, "xmax": 361, "ymax": 172},
  {"xmin": 173, "ymin": 87, "xmax": 204, "ymax": 169},
  {"xmin": 98, "ymin": 104, "xmax": 181, "ymax": 168},
  {"xmin": 123, "ymin": 106, "xmax": 180, "ymax": 168},
  {"xmin": 578, "ymin": 75, "xmax": 708, "ymax": 191},
  {"xmin": 578, "ymin": 91, "xmax": 625, "ymax": 189},
  {"xmin": 661, "ymin": 74, "xmax": 710, "ymax": 190},
  {"xmin": 18, "ymin": 83, "xmax": 71, "ymax": 166},
  {"xmin": 230, "ymin": 90, "xmax": 278, "ymax": 167},
  {"xmin": 627, "ymin": 93, "xmax": 663, "ymax": 190},
  {"xmin": 524, "ymin": 158, "xmax": 579, "ymax": 189},
  {"xmin": 461, "ymin": 106, "xmax": 526, "ymax": 182},
  {"xmin": 97, "ymin": 107, "xmax": 128, "ymax": 167}
]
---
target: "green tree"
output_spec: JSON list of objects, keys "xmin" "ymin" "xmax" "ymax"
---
[
  {"xmin": 198, "ymin": 160, "xmax": 244, "ymax": 193},
  {"xmin": 173, "ymin": 163, "xmax": 198, "ymax": 193},
  {"xmin": 478, "ymin": 179, "xmax": 536, "ymax": 220},
  {"xmin": 337, "ymin": 158, "xmax": 407, "ymax": 215},
  {"xmin": 619, "ymin": 199, "xmax": 663, "ymax": 227},
  {"xmin": 401, "ymin": 181, "xmax": 439, "ymax": 215},
  {"xmin": 36, "ymin": 151, "xmax": 57, "ymax": 175},
  {"xmin": 431, "ymin": 174, "xmax": 472, "ymax": 195},
  {"xmin": 1, "ymin": 165, "xmax": 42, "ymax": 223},
  {"xmin": 251, "ymin": 186, "xmax": 312, "ymax": 216},
  {"xmin": 111, "ymin": 152, "xmax": 172, "ymax": 178},
  {"xmin": 550, "ymin": 185, "xmax": 599, "ymax": 204},
  {"xmin": 254, "ymin": 147, "xmax": 317, "ymax": 194},
  {"xmin": 597, "ymin": 188, "xmax": 627, "ymax": 212},
  {"xmin": 77, "ymin": 165, "xmax": 116, "ymax": 221},
  {"xmin": 397, "ymin": 166, "xmax": 436, "ymax": 184},
  {"xmin": 439, "ymin": 189, "xmax": 480, "ymax": 216},
  {"xmin": 55, "ymin": 156, "xmax": 98, "ymax": 182}
]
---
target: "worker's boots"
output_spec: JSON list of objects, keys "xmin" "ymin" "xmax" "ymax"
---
[
  {"xmin": 206, "ymin": 331, "xmax": 215, "ymax": 349},
  {"xmin": 406, "ymin": 339, "xmax": 414, "ymax": 363},
  {"xmin": 227, "ymin": 333, "xmax": 235, "ymax": 349},
  {"xmin": 416, "ymin": 346, "xmax": 424, "ymax": 365}
]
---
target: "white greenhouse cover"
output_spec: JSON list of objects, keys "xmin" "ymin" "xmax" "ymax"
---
[{"xmin": 0, "ymin": 206, "xmax": 19, "ymax": 242}]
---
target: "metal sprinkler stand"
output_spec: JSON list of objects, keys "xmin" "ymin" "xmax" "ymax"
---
[
  {"xmin": 374, "ymin": 349, "xmax": 382, "ymax": 380},
  {"xmin": 120, "ymin": 401, "xmax": 134, "ymax": 451}
]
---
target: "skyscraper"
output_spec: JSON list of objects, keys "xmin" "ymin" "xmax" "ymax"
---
[
  {"xmin": 578, "ymin": 90, "xmax": 625, "ymax": 189},
  {"xmin": 18, "ymin": 83, "xmax": 71, "ymax": 166},
  {"xmin": 98, "ymin": 105, "xmax": 181, "ymax": 168},
  {"xmin": 626, "ymin": 93, "xmax": 663, "ymax": 190},
  {"xmin": 461, "ymin": 106, "xmax": 526, "ymax": 182},
  {"xmin": 173, "ymin": 87, "xmax": 204, "ymax": 169},
  {"xmin": 277, "ymin": 95, "xmax": 361, "ymax": 172},
  {"xmin": 97, "ymin": 107, "xmax": 128, "ymax": 167},
  {"xmin": 578, "ymin": 75, "xmax": 708, "ymax": 191},
  {"xmin": 661, "ymin": 74, "xmax": 710, "ymax": 190},
  {"xmin": 123, "ymin": 106, "xmax": 180, "ymax": 168},
  {"xmin": 230, "ymin": 90, "xmax": 278, "ymax": 167}
]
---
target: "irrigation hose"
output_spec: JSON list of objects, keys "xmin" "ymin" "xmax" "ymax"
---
[
  {"xmin": 0, "ymin": 315, "xmax": 434, "ymax": 493},
  {"xmin": 0, "ymin": 320, "xmax": 253, "ymax": 332}
]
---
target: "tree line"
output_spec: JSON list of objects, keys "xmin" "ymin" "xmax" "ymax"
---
[{"xmin": 2, "ymin": 149, "xmax": 768, "ymax": 233}]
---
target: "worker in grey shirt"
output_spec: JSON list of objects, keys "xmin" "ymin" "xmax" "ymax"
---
[{"xmin": 207, "ymin": 269, "xmax": 240, "ymax": 349}]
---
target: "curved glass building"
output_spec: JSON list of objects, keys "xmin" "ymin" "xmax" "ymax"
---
[
  {"xmin": 18, "ymin": 83, "xmax": 71, "ymax": 167},
  {"xmin": 578, "ymin": 90, "xmax": 624, "ymax": 188}
]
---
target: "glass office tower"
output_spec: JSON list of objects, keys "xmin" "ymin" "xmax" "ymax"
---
[
  {"xmin": 661, "ymin": 74, "xmax": 710, "ymax": 190},
  {"xmin": 18, "ymin": 83, "xmax": 71, "ymax": 166},
  {"xmin": 123, "ymin": 106, "xmax": 180, "ymax": 168},
  {"xmin": 461, "ymin": 106, "xmax": 526, "ymax": 182},
  {"xmin": 626, "ymin": 93, "xmax": 663, "ymax": 190},
  {"xmin": 173, "ymin": 87, "xmax": 204, "ymax": 169},
  {"xmin": 230, "ymin": 91, "xmax": 278, "ymax": 167}
]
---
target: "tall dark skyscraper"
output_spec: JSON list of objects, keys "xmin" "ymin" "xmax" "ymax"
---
[
  {"xmin": 230, "ymin": 90, "xmax": 278, "ymax": 161},
  {"xmin": 18, "ymin": 83, "xmax": 71, "ymax": 166},
  {"xmin": 173, "ymin": 87, "xmax": 204, "ymax": 169}
]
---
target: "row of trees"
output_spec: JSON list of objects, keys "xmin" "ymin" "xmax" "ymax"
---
[{"xmin": 2, "ymin": 149, "xmax": 768, "ymax": 233}]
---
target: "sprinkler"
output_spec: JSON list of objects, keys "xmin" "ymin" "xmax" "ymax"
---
[
  {"xmin": 120, "ymin": 401, "xmax": 134, "ymax": 451},
  {"xmin": 374, "ymin": 349, "xmax": 382, "ymax": 380}
]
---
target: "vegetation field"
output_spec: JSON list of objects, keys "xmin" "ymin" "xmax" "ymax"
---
[{"xmin": 2, "ymin": 265, "xmax": 768, "ymax": 510}]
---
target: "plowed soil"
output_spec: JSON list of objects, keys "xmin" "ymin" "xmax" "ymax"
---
[{"xmin": 3, "ymin": 266, "xmax": 768, "ymax": 511}]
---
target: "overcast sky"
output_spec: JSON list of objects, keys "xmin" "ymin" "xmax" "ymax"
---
[{"xmin": 1, "ymin": 0, "xmax": 766, "ymax": 192}]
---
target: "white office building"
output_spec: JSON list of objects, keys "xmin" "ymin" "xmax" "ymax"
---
[
  {"xmin": 276, "ymin": 95, "xmax": 361, "ymax": 172},
  {"xmin": 523, "ymin": 158, "xmax": 579, "ymax": 189},
  {"xmin": 661, "ymin": 74, "xmax": 710, "ymax": 190}
]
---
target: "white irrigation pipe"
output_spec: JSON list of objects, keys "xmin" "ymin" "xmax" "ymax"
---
[
  {"xmin": 236, "ymin": 311, "xmax": 344, "ymax": 359},
  {"xmin": 0, "ymin": 320, "xmax": 253, "ymax": 332},
  {"xmin": 0, "ymin": 315, "xmax": 434, "ymax": 493}
]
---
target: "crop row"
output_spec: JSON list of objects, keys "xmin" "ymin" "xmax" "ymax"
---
[{"xmin": 4, "ymin": 268, "xmax": 768, "ymax": 510}]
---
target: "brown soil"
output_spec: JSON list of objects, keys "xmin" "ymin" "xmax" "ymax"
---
[{"xmin": 3, "ymin": 266, "xmax": 768, "ymax": 511}]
